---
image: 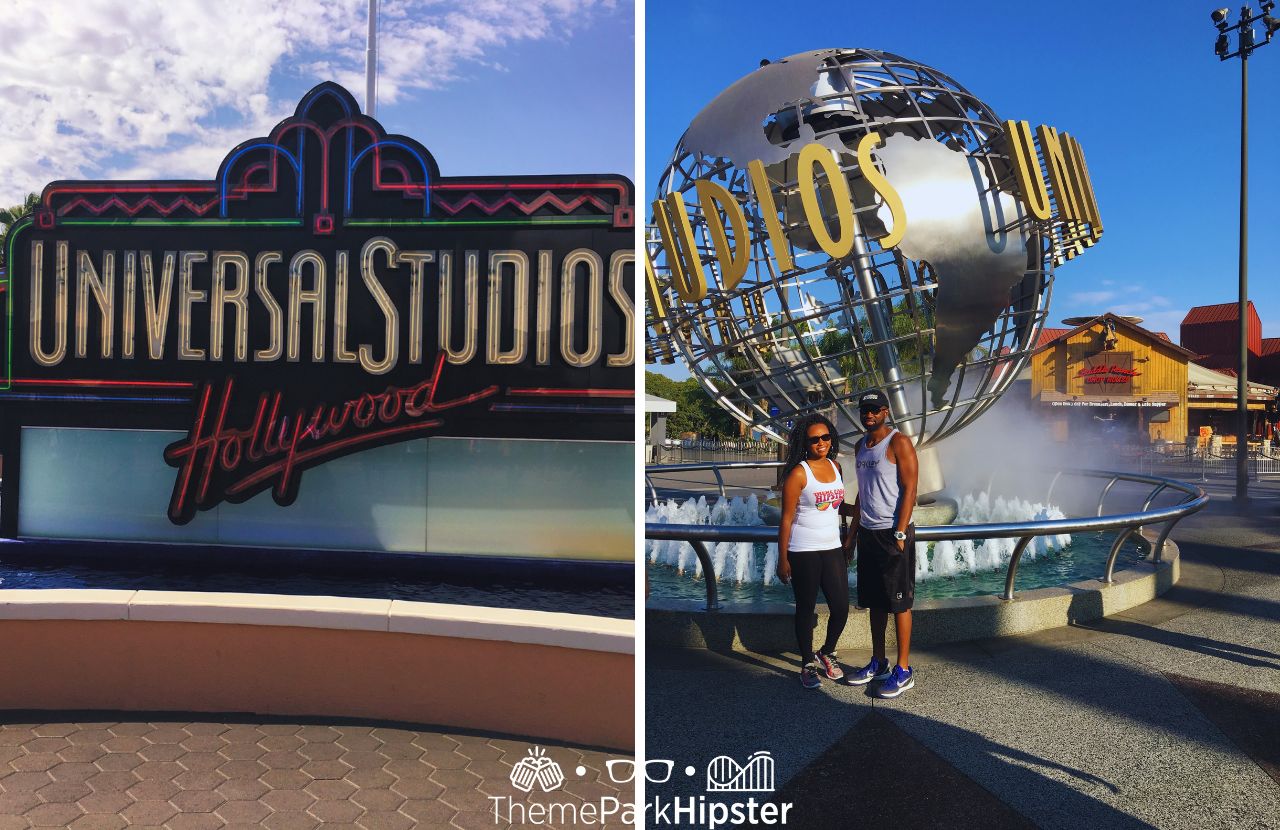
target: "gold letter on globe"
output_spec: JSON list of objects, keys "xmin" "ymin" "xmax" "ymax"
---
[
  {"xmin": 694, "ymin": 179, "xmax": 749, "ymax": 290},
  {"xmin": 796, "ymin": 143, "xmax": 856, "ymax": 259},
  {"xmin": 856, "ymin": 132, "xmax": 908, "ymax": 250},
  {"xmin": 746, "ymin": 160, "xmax": 795, "ymax": 272},
  {"xmin": 1003, "ymin": 120, "xmax": 1052, "ymax": 221},
  {"xmin": 651, "ymin": 193, "xmax": 708, "ymax": 302}
]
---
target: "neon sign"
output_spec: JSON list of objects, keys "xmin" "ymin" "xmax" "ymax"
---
[
  {"xmin": 3, "ymin": 83, "xmax": 634, "ymax": 526},
  {"xmin": 1079, "ymin": 353, "xmax": 1138, "ymax": 392},
  {"xmin": 1078, "ymin": 366, "xmax": 1141, "ymax": 383}
]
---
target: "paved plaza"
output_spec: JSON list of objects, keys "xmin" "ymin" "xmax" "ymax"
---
[
  {"xmin": 647, "ymin": 469, "xmax": 1280, "ymax": 828},
  {"xmin": 0, "ymin": 718, "xmax": 631, "ymax": 829}
]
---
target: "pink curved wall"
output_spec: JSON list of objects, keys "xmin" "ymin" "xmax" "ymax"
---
[{"xmin": 0, "ymin": 620, "xmax": 633, "ymax": 751}]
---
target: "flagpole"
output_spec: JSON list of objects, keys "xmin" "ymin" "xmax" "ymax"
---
[{"xmin": 365, "ymin": 0, "xmax": 378, "ymax": 117}]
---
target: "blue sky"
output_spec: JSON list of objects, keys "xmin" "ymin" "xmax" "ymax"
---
[
  {"xmin": 645, "ymin": 0, "xmax": 1280, "ymax": 373},
  {"xmin": 0, "ymin": 0, "xmax": 634, "ymax": 205}
]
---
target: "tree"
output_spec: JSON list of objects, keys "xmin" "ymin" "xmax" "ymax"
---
[
  {"xmin": 645, "ymin": 371, "xmax": 740, "ymax": 439},
  {"xmin": 0, "ymin": 193, "xmax": 40, "ymax": 270},
  {"xmin": 816, "ymin": 299, "xmax": 936, "ymax": 388}
]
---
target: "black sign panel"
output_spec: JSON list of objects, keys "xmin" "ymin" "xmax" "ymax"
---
[{"xmin": 2, "ymin": 83, "xmax": 634, "ymax": 525}]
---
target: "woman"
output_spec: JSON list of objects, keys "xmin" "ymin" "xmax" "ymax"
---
[{"xmin": 776, "ymin": 414, "xmax": 850, "ymax": 689}]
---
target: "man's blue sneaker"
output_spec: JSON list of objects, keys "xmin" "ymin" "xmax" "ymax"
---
[
  {"xmin": 841, "ymin": 657, "xmax": 891, "ymax": 686},
  {"xmin": 875, "ymin": 665, "xmax": 914, "ymax": 698}
]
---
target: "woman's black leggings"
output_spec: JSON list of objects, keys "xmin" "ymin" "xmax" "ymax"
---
[{"xmin": 789, "ymin": 547, "xmax": 850, "ymax": 662}]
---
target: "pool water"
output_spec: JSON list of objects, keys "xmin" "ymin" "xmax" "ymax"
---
[
  {"xmin": 646, "ymin": 531, "xmax": 1148, "ymax": 605},
  {"xmin": 0, "ymin": 549, "xmax": 632, "ymax": 619}
]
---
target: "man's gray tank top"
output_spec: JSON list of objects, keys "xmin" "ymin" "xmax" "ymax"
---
[{"xmin": 855, "ymin": 429, "xmax": 900, "ymax": 530}]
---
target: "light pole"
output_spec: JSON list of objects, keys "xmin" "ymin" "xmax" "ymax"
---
[
  {"xmin": 1211, "ymin": 3, "xmax": 1279, "ymax": 503},
  {"xmin": 366, "ymin": 0, "xmax": 379, "ymax": 117}
]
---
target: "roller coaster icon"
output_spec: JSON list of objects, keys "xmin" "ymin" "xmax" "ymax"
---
[{"xmin": 705, "ymin": 751, "xmax": 775, "ymax": 792}]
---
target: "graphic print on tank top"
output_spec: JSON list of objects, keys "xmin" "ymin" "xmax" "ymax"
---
[
  {"xmin": 802, "ymin": 461, "xmax": 844, "ymax": 511},
  {"xmin": 812, "ymin": 486, "xmax": 844, "ymax": 511}
]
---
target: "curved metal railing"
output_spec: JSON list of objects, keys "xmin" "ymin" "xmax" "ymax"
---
[
  {"xmin": 645, "ymin": 465, "xmax": 1208, "ymax": 610},
  {"xmin": 645, "ymin": 459, "xmax": 783, "ymax": 505}
]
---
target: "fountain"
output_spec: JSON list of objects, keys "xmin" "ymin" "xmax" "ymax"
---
[{"xmin": 646, "ymin": 491, "xmax": 1076, "ymax": 596}]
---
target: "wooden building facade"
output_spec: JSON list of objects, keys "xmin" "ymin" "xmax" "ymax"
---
[{"xmin": 1029, "ymin": 314, "xmax": 1195, "ymax": 444}]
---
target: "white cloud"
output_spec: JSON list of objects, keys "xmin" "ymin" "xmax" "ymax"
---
[
  {"xmin": 1060, "ymin": 284, "xmax": 1187, "ymax": 339},
  {"xmin": 1113, "ymin": 308, "xmax": 1187, "ymax": 340},
  {"xmin": 0, "ymin": 0, "xmax": 610, "ymax": 206},
  {"xmin": 1068, "ymin": 290, "xmax": 1117, "ymax": 306}
]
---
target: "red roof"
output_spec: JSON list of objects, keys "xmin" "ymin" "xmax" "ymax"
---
[
  {"xmin": 1033, "ymin": 324, "xmax": 1179, "ymax": 352},
  {"xmin": 1262, "ymin": 338, "xmax": 1280, "ymax": 357},
  {"xmin": 1035, "ymin": 328, "xmax": 1070, "ymax": 349},
  {"xmin": 1182, "ymin": 302, "xmax": 1257, "ymax": 326}
]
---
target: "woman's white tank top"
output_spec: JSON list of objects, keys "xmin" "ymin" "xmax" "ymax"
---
[{"xmin": 789, "ymin": 460, "xmax": 845, "ymax": 551}]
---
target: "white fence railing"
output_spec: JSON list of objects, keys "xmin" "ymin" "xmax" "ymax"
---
[
  {"xmin": 1128, "ymin": 443, "xmax": 1280, "ymax": 480},
  {"xmin": 648, "ymin": 438, "xmax": 778, "ymax": 464}
]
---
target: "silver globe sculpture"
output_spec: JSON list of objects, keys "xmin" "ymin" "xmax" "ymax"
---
[{"xmin": 646, "ymin": 49, "xmax": 1058, "ymax": 462}]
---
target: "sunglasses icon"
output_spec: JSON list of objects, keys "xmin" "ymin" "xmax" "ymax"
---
[{"xmin": 605, "ymin": 759, "xmax": 674, "ymax": 784}]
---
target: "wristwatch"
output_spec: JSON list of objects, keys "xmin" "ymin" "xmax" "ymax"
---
[{"xmin": 893, "ymin": 530, "xmax": 907, "ymax": 541}]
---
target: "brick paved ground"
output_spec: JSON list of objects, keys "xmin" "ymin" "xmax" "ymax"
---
[
  {"xmin": 647, "ymin": 471, "xmax": 1280, "ymax": 828},
  {"xmin": 0, "ymin": 715, "xmax": 633, "ymax": 829}
]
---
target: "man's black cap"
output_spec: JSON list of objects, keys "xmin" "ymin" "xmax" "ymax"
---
[{"xmin": 857, "ymin": 390, "xmax": 890, "ymax": 412}]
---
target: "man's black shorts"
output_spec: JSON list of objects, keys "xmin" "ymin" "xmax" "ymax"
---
[{"xmin": 856, "ymin": 525, "xmax": 915, "ymax": 612}]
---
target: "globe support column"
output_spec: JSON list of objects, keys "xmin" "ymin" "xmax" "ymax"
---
[
  {"xmin": 848, "ymin": 230, "xmax": 914, "ymax": 437},
  {"xmin": 848, "ymin": 227, "xmax": 947, "ymax": 496},
  {"xmin": 1235, "ymin": 52, "xmax": 1249, "ymax": 505}
]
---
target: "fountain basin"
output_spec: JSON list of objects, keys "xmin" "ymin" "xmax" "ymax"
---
[{"xmin": 647, "ymin": 531, "xmax": 1178, "ymax": 651}]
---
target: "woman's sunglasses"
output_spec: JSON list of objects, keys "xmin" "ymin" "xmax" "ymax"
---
[{"xmin": 807, "ymin": 434, "xmax": 833, "ymax": 445}]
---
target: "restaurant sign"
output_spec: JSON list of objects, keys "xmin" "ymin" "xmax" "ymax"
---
[
  {"xmin": 1079, "ymin": 353, "xmax": 1139, "ymax": 393},
  {"xmin": 2, "ymin": 83, "xmax": 634, "ymax": 524}
]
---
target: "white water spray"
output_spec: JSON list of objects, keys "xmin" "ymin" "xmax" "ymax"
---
[{"xmin": 646, "ymin": 493, "xmax": 1072, "ymax": 586}]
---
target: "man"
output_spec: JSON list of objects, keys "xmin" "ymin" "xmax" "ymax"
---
[{"xmin": 840, "ymin": 390, "xmax": 918, "ymax": 698}]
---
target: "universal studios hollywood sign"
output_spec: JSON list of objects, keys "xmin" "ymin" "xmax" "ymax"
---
[{"xmin": 2, "ymin": 83, "xmax": 635, "ymax": 525}]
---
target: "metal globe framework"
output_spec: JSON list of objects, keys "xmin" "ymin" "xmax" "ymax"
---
[{"xmin": 646, "ymin": 49, "xmax": 1068, "ymax": 447}]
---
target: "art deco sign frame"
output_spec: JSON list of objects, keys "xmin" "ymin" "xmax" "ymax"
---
[{"xmin": 2, "ymin": 83, "xmax": 635, "ymax": 528}]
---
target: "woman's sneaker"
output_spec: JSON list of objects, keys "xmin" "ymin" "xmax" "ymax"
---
[
  {"xmin": 842, "ymin": 657, "xmax": 891, "ymax": 686},
  {"xmin": 814, "ymin": 651, "xmax": 844, "ymax": 681},
  {"xmin": 800, "ymin": 662, "xmax": 822, "ymax": 689},
  {"xmin": 875, "ymin": 665, "xmax": 915, "ymax": 698}
]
